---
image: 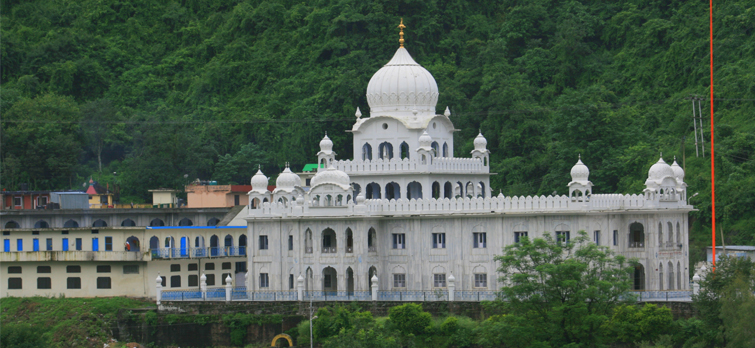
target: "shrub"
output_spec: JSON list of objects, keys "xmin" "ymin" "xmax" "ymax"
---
[{"xmin": 388, "ymin": 303, "xmax": 432, "ymax": 336}]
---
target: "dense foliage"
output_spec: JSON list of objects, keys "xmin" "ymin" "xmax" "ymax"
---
[{"xmin": 2, "ymin": 0, "xmax": 755, "ymax": 264}]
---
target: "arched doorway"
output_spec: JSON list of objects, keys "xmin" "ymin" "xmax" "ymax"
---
[
  {"xmin": 478, "ymin": 181, "xmax": 486, "ymax": 198},
  {"xmin": 385, "ymin": 182, "xmax": 400, "ymax": 200},
  {"xmin": 400, "ymin": 142, "xmax": 410, "ymax": 159},
  {"xmin": 195, "ymin": 236, "xmax": 206, "ymax": 257},
  {"xmin": 305, "ymin": 267, "xmax": 313, "ymax": 295},
  {"xmin": 444, "ymin": 182, "xmax": 453, "ymax": 199},
  {"xmin": 239, "ymin": 235, "xmax": 247, "ymax": 255},
  {"xmin": 378, "ymin": 142, "xmax": 394, "ymax": 159},
  {"xmin": 346, "ymin": 228, "xmax": 353, "ymax": 253},
  {"xmin": 432, "ymin": 182, "xmax": 440, "ymax": 199},
  {"xmin": 149, "ymin": 236, "xmax": 159, "ymax": 250},
  {"xmin": 659, "ymin": 263, "xmax": 664, "ymax": 290},
  {"xmin": 126, "ymin": 236, "xmax": 140, "ymax": 252},
  {"xmin": 362, "ymin": 143, "xmax": 372, "ymax": 161},
  {"xmin": 322, "ymin": 228, "xmax": 336, "ymax": 253},
  {"xmin": 629, "ymin": 223, "xmax": 644, "ymax": 248},
  {"xmin": 668, "ymin": 261, "xmax": 674, "ymax": 290},
  {"xmin": 210, "ymin": 235, "xmax": 219, "ymax": 256},
  {"xmin": 633, "ymin": 264, "xmax": 645, "ymax": 290},
  {"xmin": 347, "ymin": 267, "xmax": 354, "ymax": 295},
  {"xmin": 180, "ymin": 237, "xmax": 189, "ymax": 256},
  {"xmin": 465, "ymin": 182, "xmax": 474, "ymax": 198},
  {"xmin": 407, "ymin": 181, "xmax": 422, "ymax": 200},
  {"xmin": 224, "ymin": 235, "xmax": 233, "ymax": 256},
  {"xmin": 366, "ymin": 182, "xmax": 381, "ymax": 199},
  {"xmin": 322, "ymin": 267, "xmax": 337, "ymax": 293},
  {"xmin": 367, "ymin": 228, "xmax": 377, "ymax": 252}
]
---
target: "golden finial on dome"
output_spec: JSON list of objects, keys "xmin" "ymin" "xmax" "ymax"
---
[{"xmin": 398, "ymin": 18, "xmax": 406, "ymax": 48}]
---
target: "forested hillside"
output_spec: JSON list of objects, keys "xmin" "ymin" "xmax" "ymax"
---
[{"xmin": 2, "ymin": 0, "xmax": 754, "ymax": 262}]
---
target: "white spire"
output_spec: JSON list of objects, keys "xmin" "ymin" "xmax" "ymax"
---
[
  {"xmin": 355, "ymin": 107, "xmax": 362, "ymax": 119},
  {"xmin": 444, "ymin": 106, "xmax": 451, "ymax": 117}
]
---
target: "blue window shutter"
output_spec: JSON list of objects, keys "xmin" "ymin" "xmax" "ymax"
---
[
  {"xmin": 33, "ymin": 239, "xmax": 39, "ymax": 251},
  {"xmin": 92, "ymin": 238, "xmax": 99, "ymax": 251},
  {"xmin": 63, "ymin": 238, "xmax": 69, "ymax": 251}
]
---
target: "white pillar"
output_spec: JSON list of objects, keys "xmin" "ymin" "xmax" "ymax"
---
[
  {"xmin": 225, "ymin": 274, "xmax": 233, "ymax": 302},
  {"xmin": 448, "ymin": 274, "xmax": 455, "ymax": 301},
  {"xmin": 200, "ymin": 273, "xmax": 207, "ymax": 301},
  {"xmin": 245, "ymin": 270, "xmax": 250, "ymax": 290},
  {"xmin": 297, "ymin": 274, "xmax": 305, "ymax": 301},
  {"xmin": 371, "ymin": 275, "xmax": 378, "ymax": 301},
  {"xmin": 692, "ymin": 273, "xmax": 700, "ymax": 295},
  {"xmin": 155, "ymin": 273, "xmax": 163, "ymax": 305}
]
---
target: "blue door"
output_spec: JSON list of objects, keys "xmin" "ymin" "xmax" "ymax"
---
[
  {"xmin": 180, "ymin": 237, "xmax": 188, "ymax": 256},
  {"xmin": 92, "ymin": 237, "xmax": 99, "ymax": 251},
  {"xmin": 33, "ymin": 239, "xmax": 39, "ymax": 251},
  {"xmin": 17, "ymin": 239, "xmax": 23, "ymax": 251},
  {"xmin": 3, "ymin": 239, "xmax": 9, "ymax": 252},
  {"xmin": 62, "ymin": 238, "xmax": 69, "ymax": 251},
  {"xmin": 76, "ymin": 238, "xmax": 82, "ymax": 250}
]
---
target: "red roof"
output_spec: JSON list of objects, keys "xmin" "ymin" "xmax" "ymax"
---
[
  {"xmin": 229, "ymin": 185, "xmax": 276, "ymax": 193},
  {"xmin": 86, "ymin": 185, "xmax": 98, "ymax": 195}
]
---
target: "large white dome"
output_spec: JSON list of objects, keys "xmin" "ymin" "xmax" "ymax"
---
[
  {"xmin": 250, "ymin": 169, "xmax": 269, "ymax": 194},
  {"xmin": 310, "ymin": 165, "xmax": 350, "ymax": 190},
  {"xmin": 366, "ymin": 47, "xmax": 439, "ymax": 116},
  {"xmin": 646, "ymin": 157, "xmax": 675, "ymax": 184},
  {"xmin": 274, "ymin": 166, "xmax": 301, "ymax": 193},
  {"xmin": 570, "ymin": 157, "xmax": 590, "ymax": 183}
]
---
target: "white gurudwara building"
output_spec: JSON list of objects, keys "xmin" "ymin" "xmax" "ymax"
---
[{"xmin": 244, "ymin": 30, "xmax": 694, "ymax": 296}]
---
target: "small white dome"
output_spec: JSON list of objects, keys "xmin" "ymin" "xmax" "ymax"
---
[
  {"xmin": 474, "ymin": 132, "xmax": 488, "ymax": 150},
  {"xmin": 366, "ymin": 47, "xmax": 439, "ymax": 116},
  {"xmin": 647, "ymin": 157, "xmax": 675, "ymax": 182},
  {"xmin": 275, "ymin": 166, "xmax": 301, "ymax": 192},
  {"xmin": 319, "ymin": 134, "xmax": 333, "ymax": 153},
  {"xmin": 670, "ymin": 158, "xmax": 685, "ymax": 182},
  {"xmin": 250, "ymin": 168, "xmax": 269, "ymax": 193},
  {"xmin": 570, "ymin": 156, "xmax": 590, "ymax": 182},
  {"xmin": 418, "ymin": 131, "xmax": 433, "ymax": 147},
  {"xmin": 310, "ymin": 165, "xmax": 350, "ymax": 189}
]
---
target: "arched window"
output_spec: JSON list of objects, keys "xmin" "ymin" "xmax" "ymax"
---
[
  {"xmin": 195, "ymin": 236, "xmax": 205, "ymax": 256},
  {"xmin": 658, "ymin": 222, "xmax": 663, "ymax": 247},
  {"xmin": 442, "ymin": 142, "xmax": 449, "ymax": 157},
  {"xmin": 180, "ymin": 237, "xmax": 189, "ymax": 256},
  {"xmin": 366, "ymin": 182, "xmax": 381, "ymax": 199},
  {"xmin": 658, "ymin": 263, "xmax": 664, "ymax": 290},
  {"xmin": 63, "ymin": 219, "xmax": 79, "ymax": 228},
  {"xmin": 667, "ymin": 222, "xmax": 673, "ymax": 243},
  {"xmin": 444, "ymin": 182, "xmax": 453, "ymax": 199},
  {"xmin": 178, "ymin": 218, "xmax": 193, "ymax": 226},
  {"xmin": 629, "ymin": 223, "xmax": 644, "ymax": 248},
  {"xmin": 121, "ymin": 219, "xmax": 136, "ymax": 227},
  {"xmin": 150, "ymin": 218, "xmax": 165, "ymax": 227},
  {"xmin": 368, "ymin": 266, "xmax": 377, "ymax": 289},
  {"xmin": 668, "ymin": 261, "xmax": 674, "ymax": 290},
  {"xmin": 432, "ymin": 182, "xmax": 440, "ymax": 199},
  {"xmin": 92, "ymin": 219, "xmax": 107, "ymax": 227},
  {"xmin": 465, "ymin": 181, "xmax": 474, "ymax": 198},
  {"xmin": 677, "ymin": 261, "xmax": 682, "ymax": 290},
  {"xmin": 207, "ymin": 217, "xmax": 220, "ymax": 226},
  {"xmin": 400, "ymin": 142, "xmax": 410, "ymax": 159},
  {"xmin": 368, "ymin": 228, "xmax": 377, "ymax": 252},
  {"xmin": 346, "ymin": 228, "xmax": 353, "ymax": 253},
  {"xmin": 34, "ymin": 220, "xmax": 49, "ymax": 229},
  {"xmin": 322, "ymin": 228, "xmax": 337, "ymax": 253},
  {"xmin": 407, "ymin": 182, "xmax": 423, "ymax": 200},
  {"xmin": 323, "ymin": 266, "xmax": 338, "ymax": 292},
  {"xmin": 385, "ymin": 182, "xmax": 400, "ymax": 200},
  {"xmin": 456, "ymin": 181, "xmax": 464, "ymax": 198},
  {"xmin": 149, "ymin": 236, "xmax": 159, "ymax": 250},
  {"xmin": 251, "ymin": 198, "xmax": 261, "ymax": 209},
  {"xmin": 378, "ymin": 142, "xmax": 394, "ymax": 159},
  {"xmin": 676, "ymin": 222, "xmax": 681, "ymax": 245},
  {"xmin": 239, "ymin": 235, "xmax": 247, "ymax": 255},
  {"xmin": 431, "ymin": 141, "xmax": 440, "ymax": 157},
  {"xmin": 478, "ymin": 181, "xmax": 486, "ymax": 198},
  {"xmin": 5, "ymin": 221, "xmax": 19, "ymax": 228},
  {"xmin": 362, "ymin": 143, "xmax": 373, "ymax": 161},
  {"xmin": 305, "ymin": 229, "xmax": 313, "ymax": 253},
  {"xmin": 634, "ymin": 264, "xmax": 645, "ymax": 290}
]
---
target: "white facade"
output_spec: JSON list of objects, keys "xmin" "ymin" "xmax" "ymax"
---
[{"xmin": 245, "ymin": 43, "xmax": 694, "ymax": 294}]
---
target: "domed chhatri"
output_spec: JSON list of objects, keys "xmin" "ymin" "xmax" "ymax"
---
[
  {"xmin": 646, "ymin": 156, "xmax": 675, "ymax": 184},
  {"xmin": 319, "ymin": 134, "xmax": 333, "ymax": 154},
  {"xmin": 473, "ymin": 132, "xmax": 488, "ymax": 150},
  {"xmin": 310, "ymin": 165, "xmax": 351, "ymax": 190},
  {"xmin": 366, "ymin": 21, "xmax": 439, "ymax": 118},
  {"xmin": 250, "ymin": 167, "xmax": 269, "ymax": 194},
  {"xmin": 274, "ymin": 164, "xmax": 301, "ymax": 193},
  {"xmin": 570, "ymin": 156, "xmax": 590, "ymax": 183},
  {"xmin": 670, "ymin": 157, "xmax": 685, "ymax": 182},
  {"xmin": 418, "ymin": 131, "xmax": 433, "ymax": 148}
]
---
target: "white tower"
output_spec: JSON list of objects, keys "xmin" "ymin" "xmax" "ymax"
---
[{"xmin": 567, "ymin": 155, "xmax": 593, "ymax": 202}]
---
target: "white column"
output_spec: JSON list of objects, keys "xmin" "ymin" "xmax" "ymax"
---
[
  {"xmin": 200, "ymin": 273, "xmax": 207, "ymax": 301},
  {"xmin": 297, "ymin": 274, "xmax": 305, "ymax": 301},
  {"xmin": 448, "ymin": 274, "xmax": 455, "ymax": 301},
  {"xmin": 155, "ymin": 273, "xmax": 163, "ymax": 305},
  {"xmin": 692, "ymin": 273, "xmax": 700, "ymax": 295},
  {"xmin": 225, "ymin": 274, "xmax": 233, "ymax": 302},
  {"xmin": 371, "ymin": 275, "xmax": 378, "ymax": 301}
]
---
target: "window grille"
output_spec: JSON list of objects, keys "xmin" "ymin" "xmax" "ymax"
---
[
  {"xmin": 393, "ymin": 274, "xmax": 406, "ymax": 288},
  {"xmin": 260, "ymin": 273, "xmax": 269, "ymax": 288},
  {"xmin": 474, "ymin": 232, "xmax": 487, "ymax": 248},
  {"xmin": 259, "ymin": 235, "xmax": 269, "ymax": 250},
  {"xmin": 97, "ymin": 277, "xmax": 111, "ymax": 289},
  {"xmin": 67, "ymin": 277, "xmax": 81, "ymax": 289},
  {"xmin": 474, "ymin": 274, "xmax": 487, "ymax": 288},
  {"xmin": 432, "ymin": 233, "xmax": 445, "ymax": 248},
  {"xmin": 392, "ymin": 233, "xmax": 405, "ymax": 249},
  {"xmin": 514, "ymin": 232, "xmax": 527, "ymax": 243},
  {"xmin": 433, "ymin": 274, "xmax": 446, "ymax": 288},
  {"xmin": 8, "ymin": 278, "xmax": 22, "ymax": 289},
  {"xmin": 37, "ymin": 277, "xmax": 52, "ymax": 289}
]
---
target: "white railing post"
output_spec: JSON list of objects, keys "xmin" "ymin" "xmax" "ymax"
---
[
  {"xmin": 692, "ymin": 273, "xmax": 700, "ymax": 295},
  {"xmin": 371, "ymin": 275, "xmax": 378, "ymax": 301},
  {"xmin": 448, "ymin": 274, "xmax": 455, "ymax": 301},
  {"xmin": 200, "ymin": 273, "xmax": 207, "ymax": 301},
  {"xmin": 225, "ymin": 274, "xmax": 232, "ymax": 302},
  {"xmin": 297, "ymin": 274, "xmax": 305, "ymax": 301},
  {"xmin": 155, "ymin": 273, "xmax": 162, "ymax": 305}
]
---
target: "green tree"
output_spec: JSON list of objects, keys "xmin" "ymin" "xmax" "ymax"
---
[
  {"xmin": 493, "ymin": 231, "xmax": 635, "ymax": 347},
  {"xmin": 604, "ymin": 303, "xmax": 673, "ymax": 345},
  {"xmin": 212, "ymin": 142, "xmax": 269, "ymax": 185},
  {"xmin": 387, "ymin": 303, "xmax": 432, "ymax": 336},
  {"xmin": 80, "ymin": 99, "xmax": 130, "ymax": 173}
]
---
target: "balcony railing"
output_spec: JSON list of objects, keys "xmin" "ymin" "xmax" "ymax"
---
[
  {"xmin": 151, "ymin": 247, "xmax": 247, "ymax": 259},
  {"xmin": 321, "ymin": 247, "xmax": 337, "ymax": 253}
]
